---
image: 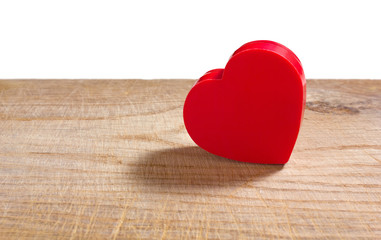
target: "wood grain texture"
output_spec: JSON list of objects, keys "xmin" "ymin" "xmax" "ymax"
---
[{"xmin": 0, "ymin": 79, "xmax": 380, "ymax": 239}]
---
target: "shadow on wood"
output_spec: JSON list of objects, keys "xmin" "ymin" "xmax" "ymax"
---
[{"xmin": 133, "ymin": 146, "xmax": 283, "ymax": 189}]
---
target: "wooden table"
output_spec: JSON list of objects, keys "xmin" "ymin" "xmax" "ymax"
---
[{"xmin": 0, "ymin": 79, "xmax": 380, "ymax": 239}]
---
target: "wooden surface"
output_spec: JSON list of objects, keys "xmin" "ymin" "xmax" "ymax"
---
[{"xmin": 0, "ymin": 79, "xmax": 380, "ymax": 239}]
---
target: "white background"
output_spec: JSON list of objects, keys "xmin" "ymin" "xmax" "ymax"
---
[{"xmin": 0, "ymin": 0, "xmax": 380, "ymax": 79}]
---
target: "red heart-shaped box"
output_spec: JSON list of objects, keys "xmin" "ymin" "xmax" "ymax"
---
[{"xmin": 183, "ymin": 40, "xmax": 306, "ymax": 164}]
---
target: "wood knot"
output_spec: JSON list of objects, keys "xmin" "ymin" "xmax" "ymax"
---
[{"xmin": 306, "ymin": 101, "xmax": 360, "ymax": 115}]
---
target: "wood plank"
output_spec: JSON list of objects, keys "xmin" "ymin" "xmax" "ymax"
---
[{"xmin": 0, "ymin": 79, "xmax": 380, "ymax": 239}]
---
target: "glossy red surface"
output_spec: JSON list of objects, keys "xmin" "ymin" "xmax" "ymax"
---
[{"xmin": 183, "ymin": 40, "xmax": 306, "ymax": 164}]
